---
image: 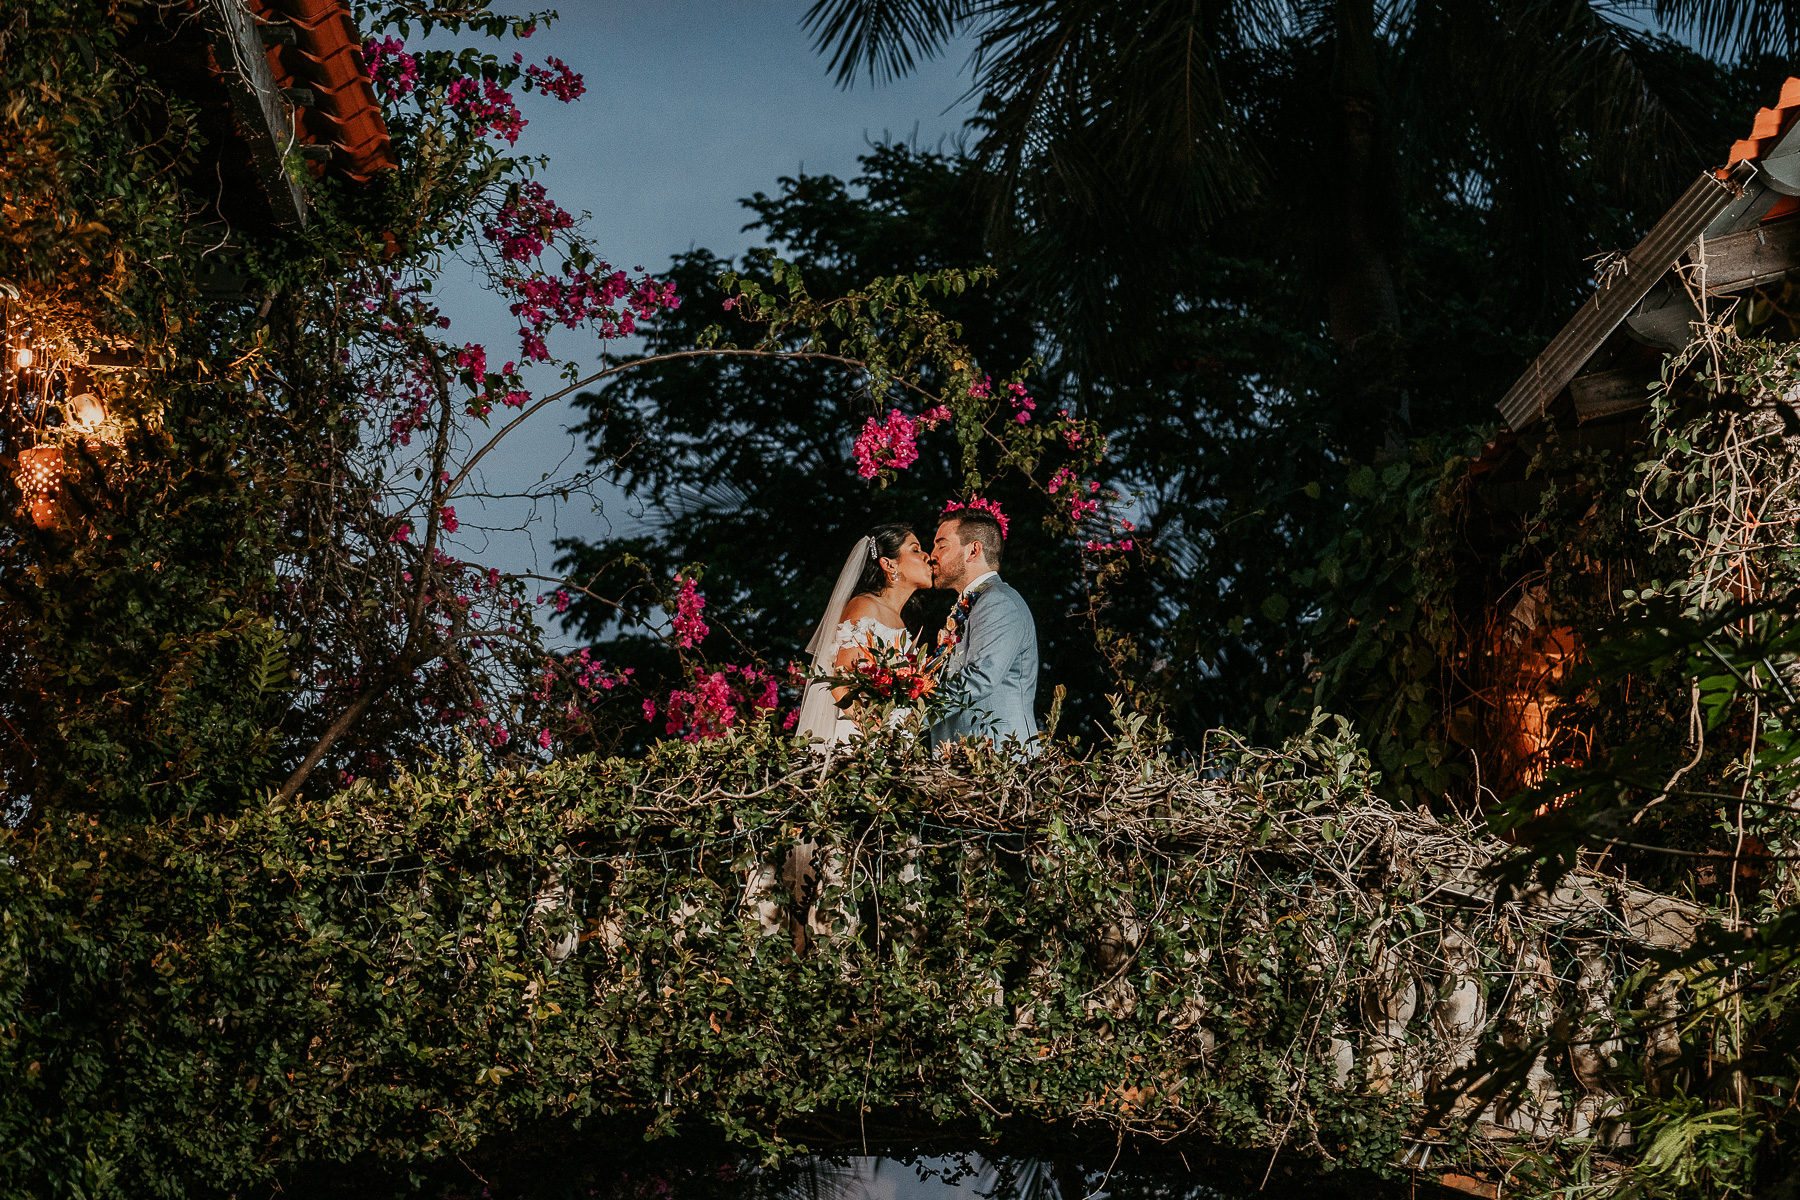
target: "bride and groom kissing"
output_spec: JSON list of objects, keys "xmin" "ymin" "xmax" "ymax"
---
[{"xmin": 794, "ymin": 508, "xmax": 1040, "ymax": 752}]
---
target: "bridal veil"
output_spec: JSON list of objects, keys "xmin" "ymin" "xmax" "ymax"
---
[{"xmin": 794, "ymin": 536, "xmax": 873, "ymax": 743}]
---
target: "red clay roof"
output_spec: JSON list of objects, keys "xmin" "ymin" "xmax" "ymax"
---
[
  {"xmin": 1724, "ymin": 76, "xmax": 1800, "ymax": 173},
  {"xmin": 250, "ymin": 0, "xmax": 397, "ymax": 181}
]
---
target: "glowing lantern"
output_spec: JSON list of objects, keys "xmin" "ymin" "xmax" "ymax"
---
[
  {"xmin": 66, "ymin": 392, "xmax": 105, "ymax": 430},
  {"xmin": 15, "ymin": 445, "xmax": 63, "ymax": 529},
  {"xmin": 13, "ymin": 347, "xmax": 32, "ymax": 368}
]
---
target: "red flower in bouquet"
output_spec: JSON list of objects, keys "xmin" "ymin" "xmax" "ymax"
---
[{"xmin": 823, "ymin": 635, "xmax": 942, "ymax": 714}]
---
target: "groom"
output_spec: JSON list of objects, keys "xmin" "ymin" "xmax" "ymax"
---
[{"xmin": 928, "ymin": 509, "xmax": 1040, "ymax": 751}]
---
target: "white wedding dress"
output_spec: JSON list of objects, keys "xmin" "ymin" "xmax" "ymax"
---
[
  {"xmin": 795, "ymin": 537, "xmax": 924, "ymax": 749},
  {"xmin": 822, "ymin": 617, "xmax": 914, "ymax": 746}
]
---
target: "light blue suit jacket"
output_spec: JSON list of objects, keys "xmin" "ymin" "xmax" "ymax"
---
[{"xmin": 930, "ymin": 578, "xmax": 1040, "ymax": 751}]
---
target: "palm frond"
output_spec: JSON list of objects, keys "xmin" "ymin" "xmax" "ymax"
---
[
  {"xmin": 803, "ymin": 0, "xmax": 972, "ymax": 85},
  {"xmin": 969, "ymin": 0, "xmax": 1274, "ymax": 231},
  {"xmin": 1653, "ymin": 0, "xmax": 1800, "ymax": 61}
]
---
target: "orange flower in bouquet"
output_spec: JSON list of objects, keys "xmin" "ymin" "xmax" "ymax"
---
[{"xmin": 819, "ymin": 636, "xmax": 951, "ymax": 721}]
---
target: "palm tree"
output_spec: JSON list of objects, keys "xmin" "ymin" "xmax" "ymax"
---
[{"xmin": 803, "ymin": 0, "xmax": 1791, "ymax": 432}]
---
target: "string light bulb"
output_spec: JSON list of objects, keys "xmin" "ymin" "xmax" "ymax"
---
[{"xmin": 14, "ymin": 347, "xmax": 33, "ymax": 368}]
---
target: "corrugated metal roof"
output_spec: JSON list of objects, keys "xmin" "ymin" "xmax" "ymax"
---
[
  {"xmin": 1498, "ymin": 77, "xmax": 1800, "ymax": 431},
  {"xmin": 1494, "ymin": 169, "xmax": 1743, "ymax": 431}
]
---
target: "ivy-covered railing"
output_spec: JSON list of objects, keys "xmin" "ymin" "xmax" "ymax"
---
[{"xmin": 0, "ymin": 714, "xmax": 1701, "ymax": 1199}]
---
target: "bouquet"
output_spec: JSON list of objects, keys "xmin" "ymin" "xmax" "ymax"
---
[{"xmin": 817, "ymin": 634, "xmax": 952, "ymax": 728}]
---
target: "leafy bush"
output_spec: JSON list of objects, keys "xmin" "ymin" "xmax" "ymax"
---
[{"xmin": 0, "ymin": 715, "xmax": 1460, "ymax": 1198}]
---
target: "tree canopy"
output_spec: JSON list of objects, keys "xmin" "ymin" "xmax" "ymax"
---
[{"xmin": 14, "ymin": 0, "xmax": 1800, "ymax": 1196}]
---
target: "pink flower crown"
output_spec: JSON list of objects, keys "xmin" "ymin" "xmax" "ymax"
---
[{"xmin": 942, "ymin": 497, "xmax": 1008, "ymax": 539}]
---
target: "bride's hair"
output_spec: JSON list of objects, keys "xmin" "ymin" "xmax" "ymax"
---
[{"xmin": 852, "ymin": 523, "xmax": 926, "ymax": 627}]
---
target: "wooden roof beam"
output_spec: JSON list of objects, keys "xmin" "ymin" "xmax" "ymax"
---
[{"xmin": 206, "ymin": 0, "xmax": 308, "ymax": 228}]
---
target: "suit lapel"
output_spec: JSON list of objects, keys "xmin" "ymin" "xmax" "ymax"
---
[{"xmin": 949, "ymin": 581, "xmax": 995, "ymax": 668}]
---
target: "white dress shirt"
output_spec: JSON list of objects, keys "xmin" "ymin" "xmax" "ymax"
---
[{"xmin": 961, "ymin": 570, "xmax": 999, "ymax": 596}]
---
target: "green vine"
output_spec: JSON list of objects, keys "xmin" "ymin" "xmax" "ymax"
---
[{"xmin": 0, "ymin": 715, "xmax": 1467, "ymax": 1198}]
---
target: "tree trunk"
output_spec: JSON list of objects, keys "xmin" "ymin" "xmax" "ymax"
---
[{"xmin": 1322, "ymin": 0, "xmax": 1409, "ymax": 441}]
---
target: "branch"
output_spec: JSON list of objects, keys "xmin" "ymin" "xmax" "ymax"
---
[
  {"xmin": 445, "ymin": 347, "xmax": 940, "ymax": 501},
  {"xmin": 278, "ymin": 666, "xmax": 407, "ymax": 801}
]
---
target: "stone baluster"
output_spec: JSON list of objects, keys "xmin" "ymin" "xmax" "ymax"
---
[
  {"xmin": 1568, "ymin": 940, "xmax": 1626, "ymax": 1144},
  {"xmin": 530, "ymin": 872, "xmax": 578, "ymax": 964},
  {"xmin": 1492, "ymin": 933, "xmax": 1561, "ymax": 1136},
  {"xmin": 1642, "ymin": 971, "xmax": 1683, "ymax": 1095},
  {"xmin": 1363, "ymin": 934, "xmax": 1419, "ymax": 1093},
  {"xmin": 1429, "ymin": 924, "xmax": 1487, "ymax": 1094},
  {"xmin": 741, "ymin": 857, "xmax": 787, "ymax": 939}
]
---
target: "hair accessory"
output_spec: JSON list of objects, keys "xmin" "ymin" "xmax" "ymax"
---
[
  {"xmin": 941, "ymin": 497, "xmax": 1009, "ymax": 539},
  {"xmin": 868, "ymin": 539, "xmax": 879, "ymax": 561}
]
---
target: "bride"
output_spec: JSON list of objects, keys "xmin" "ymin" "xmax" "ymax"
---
[{"xmin": 795, "ymin": 523, "xmax": 934, "ymax": 746}]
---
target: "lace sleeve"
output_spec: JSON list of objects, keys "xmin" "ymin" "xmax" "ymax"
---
[{"xmin": 834, "ymin": 617, "xmax": 878, "ymax": 650}]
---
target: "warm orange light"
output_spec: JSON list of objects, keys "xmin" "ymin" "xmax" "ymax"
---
[
  {"xmin": 1480, "ymin": 622, "xmax": 1588, "ymax": 811},
  {"xmin": 13, "ymin": 347, "xmax": 33, "ymax": 368},
  {"xmin": 15, "ymin": 445, "xmax": 62, "ymax": 529},
  {"xmin": 66, "ymin": 392, "xmax": 105, "ymax": 429}
]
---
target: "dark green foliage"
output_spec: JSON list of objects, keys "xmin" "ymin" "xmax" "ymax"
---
[
  {"xmin": 557, "ymin": 148, "xmax": 1122, "ymax": 738},
  {"xmin": 1, "ymin": 0, "xmax": 633, "ymax": 819},
  {"xmin": 0, "ymin": 4, "xmax": 305, "ymax": 821},
  {"xmin": 0, "ymin": 719, "xmax": 1444, "ymax": 1198}
]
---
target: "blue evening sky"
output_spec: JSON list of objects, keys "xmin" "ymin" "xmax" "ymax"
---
[
  {"xmin": 427, "ymin": 15, "xmax": 995, "ymax": 1189},
  {"xmin": 431, "ymin": 1, "xmax": 977, "ymax": 598}
]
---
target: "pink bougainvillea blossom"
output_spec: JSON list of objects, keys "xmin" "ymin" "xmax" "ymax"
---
[
  {"xmin": 454, "ymin": 342, "xmax": 488, "ymax": 379},
  {"xmin": 662, "ymin": 672, "xmax": 736, "ymax": 741},
  {"xmin": 942, "ymin": 497, "xmax": 1009, "ymax": 539},
  {"xmin": 500, "ymin": 265, "xmax": 679, "ymax": 362},
  {"xmin": 446, "ymin": 77, "xmax": 526, "ymax": 144},
  {"xmin": 1007, "ymin": 381, "xmax": 1036, "ymax": 423},
  {"xmin": 439, "ymin": 506, "xmax": 458, "ymax": 533},
  {"xmin": 656, "ymin": 665, "xmax": 782, "ymax": 742},
  {"xmin": 852, "ymin": 410, "xmax": 920, "ymax": 479},
  {"xmin": 1067, "ymin": 480, "xmax": 1106, "ymax": 521},
  {"xmin": 361, "ymin": 37, "xmax": 419, "ymax": 100},
  {"xmin": 1047, "ymin": 467, "xmax": 1076, "ymax": 495},
  {"xmin": 1083, "ymin": 517, "xmax": 1136, "ymax": 552},
  {"xmin": 919, "ymin": 404, "xmax": 951, "ymax": 428},
  {"xmin": 485, "ymin": 182, "xmax": 574, "ymax": 264},
  {"xmin": 517, "ymin": 53, "xmax": 586, "ymax": 102},
  {"xmin": 390, "ymin": 522, "xmax": 413, "ymax": 543},
  {"xmin": 672, "ymin": 575, "xmax": 708, "ymax": 647}
]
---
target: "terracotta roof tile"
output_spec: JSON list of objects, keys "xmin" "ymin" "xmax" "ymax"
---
[
  {"xmin": 249, "ymin": 0, "xmax": 397, "ymax": 182},
  {"xmin": 1723, "ymin": 76, "xmax": 1800, "ymax": 173}
]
